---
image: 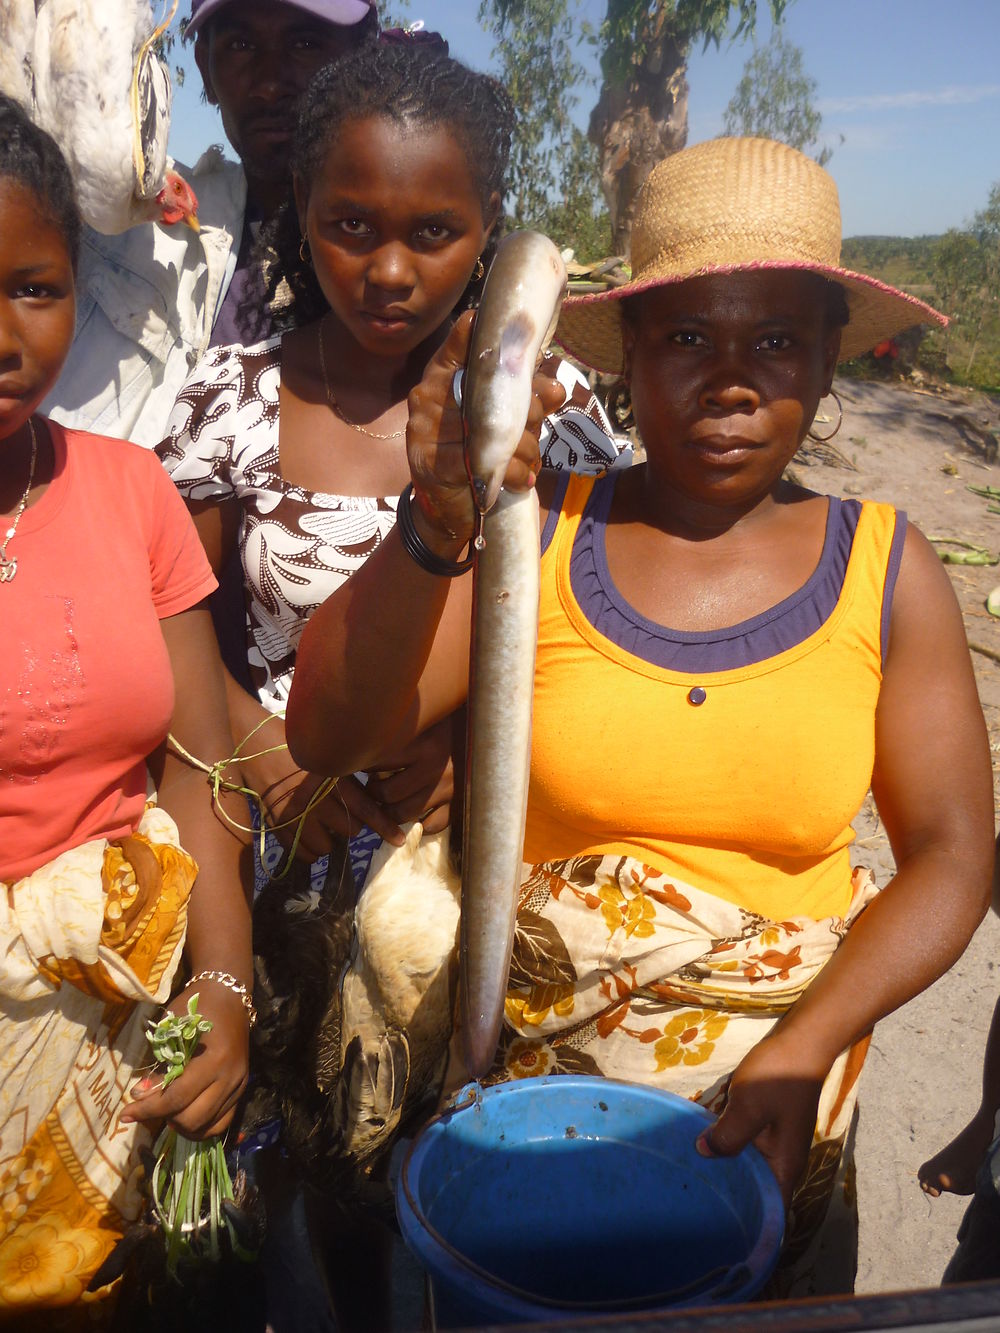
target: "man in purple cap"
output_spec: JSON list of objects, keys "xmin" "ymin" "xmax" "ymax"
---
[
  {"xmin": 187, "ymin": 0, "xmax": 377, "ymax": 341},
  {"xmin": 189, "ymin": 2, "xmax": 375, "ymax": 214},
  {"xmin": 44, "ymin": 0, "xmax": 378, "ymax": 448}
]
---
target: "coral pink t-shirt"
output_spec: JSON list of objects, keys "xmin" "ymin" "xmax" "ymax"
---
[{"xmin": 0, "ymin": 423, "xmax": 217, "ymax": 880}]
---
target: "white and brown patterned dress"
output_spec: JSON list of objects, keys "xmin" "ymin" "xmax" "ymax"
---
[{"xmin": 156, "ymin": 334, "xmax": 629, "ymax": 717}]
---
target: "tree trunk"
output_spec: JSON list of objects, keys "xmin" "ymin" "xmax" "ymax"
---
[{"xmin": 589, "ymin": 7, "xmax": 690, "ymax": 256}]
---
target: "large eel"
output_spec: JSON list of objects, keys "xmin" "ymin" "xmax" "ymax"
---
[{"xmin": 458, "ymin": 230, "xmax": 568, "ymax": 1078}]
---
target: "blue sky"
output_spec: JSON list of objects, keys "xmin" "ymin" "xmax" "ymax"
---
[{"xmin": 167, "ymin": 0, "xmax": 999, "ymax": 239}]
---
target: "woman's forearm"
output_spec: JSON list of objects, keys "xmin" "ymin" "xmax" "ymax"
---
[
  {"xmin": 158, "ymin": 609, "xmax": 253, "ymax": 984},
  {"xmin": 287, "ymin": 521, "xmax": 469, "ymax": 776},
  {"xmin": 159, "ymin": 756, "xmax": 252, "ymax": 985},
  {"xmin": 778, "ymin": 843, "xmax": 991, "ymax": 1071},
  {"xmin": 224, "ymin": 664, "xmax": 278, "ymax": 750},
  {"xmin": 286, "ymin": 310, "xmax": 558, "ymax": 778}
]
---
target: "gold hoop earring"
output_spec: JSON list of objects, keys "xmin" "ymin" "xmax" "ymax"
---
[
  {"xmin": 807, "ymin": 390, "xmax": 843, "ymax": 443},
  {"xmin": 472, "ymin": 256, "xmax": 485, "ymax": 282},
  {"xmin": 299, "ymin": 235, "xmax": 311, "ymax": 266}
]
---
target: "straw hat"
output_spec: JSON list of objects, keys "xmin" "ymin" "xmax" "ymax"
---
[{"xmin": 555, "ymin": 137, "xmax": 947, "ymax": 373}]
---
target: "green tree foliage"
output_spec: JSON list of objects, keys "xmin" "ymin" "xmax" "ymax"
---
[
  {"xmin": 843, "ymin": 186, "xmax": 1000, "ymax": 390},
  {"xmin": 842, "ymin": 235, "xmax": 936, "ymax": 282},
  {"xmin": 481, "ymin": 1, "xmax": 788, "ymax": 257},
  {"xmin": 539, "ymin": 128, "xmax": 614, "ymax": 259},
  {"xmin": 972, "ymin": 185, "xmax": 1000, "ymax": 298},
  {"xmin": 377, "ymin": 1, "xmax": 413, "ymax": 25},
  {"xmin": 597, "ymin": 0, "xmax": 788, "ymax": 83},
  {"xmin": 477, "ymin": 0, "xmax": 608, "ymax": 255},
  {"xmin": 722, "ymin": 28, "xmax": 833, "ymax": 164},
  {"xmin": 932, "ymin": 229, "xmax": 985, "ymax": 355},
  {"xmin": 944, "ymin": 182, "xmax": 997, "ymax": 383},
  {"xmin": 153, "ymin": 19, "xmax": 185, "ymax": 86}
]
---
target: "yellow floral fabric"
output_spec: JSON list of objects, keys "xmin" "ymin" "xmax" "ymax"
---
[
  {"xmin": 487, "ymin": 852, "xmax": 880, "ymax": 1297},
  {"xmin": 0, "ymin": 806, "xmax": 195, "ymax": 1315}
]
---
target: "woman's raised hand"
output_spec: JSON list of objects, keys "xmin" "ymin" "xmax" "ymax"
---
[
  {"xmin": 286, "ymin": 315, "xmax": 565, "ymax": 780},
  {"xmin": 405, "ymin": 310, "xmax": 565, "ymax": 550}
]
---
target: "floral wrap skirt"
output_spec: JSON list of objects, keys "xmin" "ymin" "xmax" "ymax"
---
[
  {"xmin": 0, "ymin": 806, "xmax": 195, "ymax": 1319},
  {"xmin": 487, "ymin": 853, "xmax": 880, "ymax": 1297}
]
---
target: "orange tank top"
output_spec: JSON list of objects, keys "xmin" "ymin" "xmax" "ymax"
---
[{"xmin": 523, "ymin": 473, "xmax": 904, "ymax": 922}]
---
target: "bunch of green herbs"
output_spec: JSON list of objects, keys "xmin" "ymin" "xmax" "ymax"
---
[{"xmin": 145, "ymin": 996, "xmax": 249, "ymax": 1276}]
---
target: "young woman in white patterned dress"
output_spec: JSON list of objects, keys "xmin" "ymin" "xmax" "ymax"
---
[
  {"xmin": 157, "ymin": 40, "xmax": 626, "ymax": 894},
  {"xmin": 155, "ymin": 40, "xmax": 627, "ymax": 1328}
]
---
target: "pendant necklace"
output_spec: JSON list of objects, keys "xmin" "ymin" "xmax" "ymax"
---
[
  {"xmin": 0, "ymin": 418, "xmax": 37, "ymax": 584},
  {"xmin": 318, "ymin": 323, "xmax": 406, "ymax": 441}
]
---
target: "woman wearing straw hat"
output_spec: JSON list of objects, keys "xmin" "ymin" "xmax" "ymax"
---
[{"xmin": 284, "ymin": 137, "xmax": 995, "ymax": 1293}]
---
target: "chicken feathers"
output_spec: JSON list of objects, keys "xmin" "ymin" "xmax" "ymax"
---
[
  {"xmin": 336, "ymin": 822, "xmax": 461, "ymax": 1154},
  {"xmin": 0, "ymin": 0, "xmax": 197, "ymax": 233},
  {"xmin": 242, "ymin": 823, "xmax": 460, "ymax": 1207},
  {"xmin": 0, "ymin": 2, "xmax": 35, "ymax": 108}
]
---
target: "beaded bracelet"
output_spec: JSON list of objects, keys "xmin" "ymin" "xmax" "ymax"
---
[
  {"xmin": 187, "ymin": 970, "xmax": 257, "ymax": 1028},
  {"xmin": 397, "ymin": 482, "xmax": 475, "ymax": 577}
]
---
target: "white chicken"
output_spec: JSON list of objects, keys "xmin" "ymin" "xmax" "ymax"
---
[
  {"xmin": 335, "ymin": 821, "xmax": 462, "ymax": 1159},
  {"xmin": 0, "ymin": 0, "xmax": 199, "ymax": 234}
]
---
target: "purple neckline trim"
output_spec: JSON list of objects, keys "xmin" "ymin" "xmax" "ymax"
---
[{"xmin": 562, "ymin": 474, "xmax": 897, "ymax": 672}]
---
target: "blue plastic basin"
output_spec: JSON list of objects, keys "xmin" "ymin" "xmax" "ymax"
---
[{"xmin": 396, "ymin": 1075, "xmax": 785, "ymax": 1327}]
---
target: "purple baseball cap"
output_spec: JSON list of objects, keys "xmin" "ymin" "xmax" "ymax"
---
[{"xmin": 187, "ymin": 0, "xmax": 375, "ymax": 38}]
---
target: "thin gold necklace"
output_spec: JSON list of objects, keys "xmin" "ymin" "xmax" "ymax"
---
[
  {"xmin": 318, "ymin": 322, "xmax": 406, "ymax": 441},
  {"xmin": 0, "ymin": 418, "xmax": 38, "ymax": 584}
]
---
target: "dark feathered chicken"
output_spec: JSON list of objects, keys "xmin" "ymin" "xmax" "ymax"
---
[{"xmin": 243, "ymin": 823, "xmax": 460, "ymax": 1211}]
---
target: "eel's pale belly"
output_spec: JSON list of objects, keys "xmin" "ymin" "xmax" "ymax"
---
[{"xmin": 460, "ymin": 485, "xmax": 540, "ymax": 1077}]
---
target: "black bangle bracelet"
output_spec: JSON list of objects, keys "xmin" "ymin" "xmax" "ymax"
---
[{"xmin": 396, "ymin": 483, "xmax": 475, "ymax": 576}]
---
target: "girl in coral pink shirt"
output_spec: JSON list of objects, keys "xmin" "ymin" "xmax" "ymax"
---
[{"xmin": 0, "ymin": 94, "xmax": 252, "ymax": 1317}]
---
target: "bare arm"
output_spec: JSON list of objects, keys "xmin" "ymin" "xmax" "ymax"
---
[
  {"xmin": 186, "ymin": 499, "xmax": 411, "ymax": 850},
  {"xmin": 123, "ymin": 605, "xmax": 251, "ymax": 1139},
  {"xmin": 287, "ymin": 513, "xmax": 474, "ymax": 777},
  {"xmin": 286, "ymin": 312, "xmax": 564, "ymax": 776},
  {"xmin": 703, "ymin": 524, "xmax": 994, "ymax": 1202}
]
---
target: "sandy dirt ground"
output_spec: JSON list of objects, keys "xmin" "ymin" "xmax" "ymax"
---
[{"xmin": 791, "ymin": 375, "xmax": 1000, "ymax": 1295}]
